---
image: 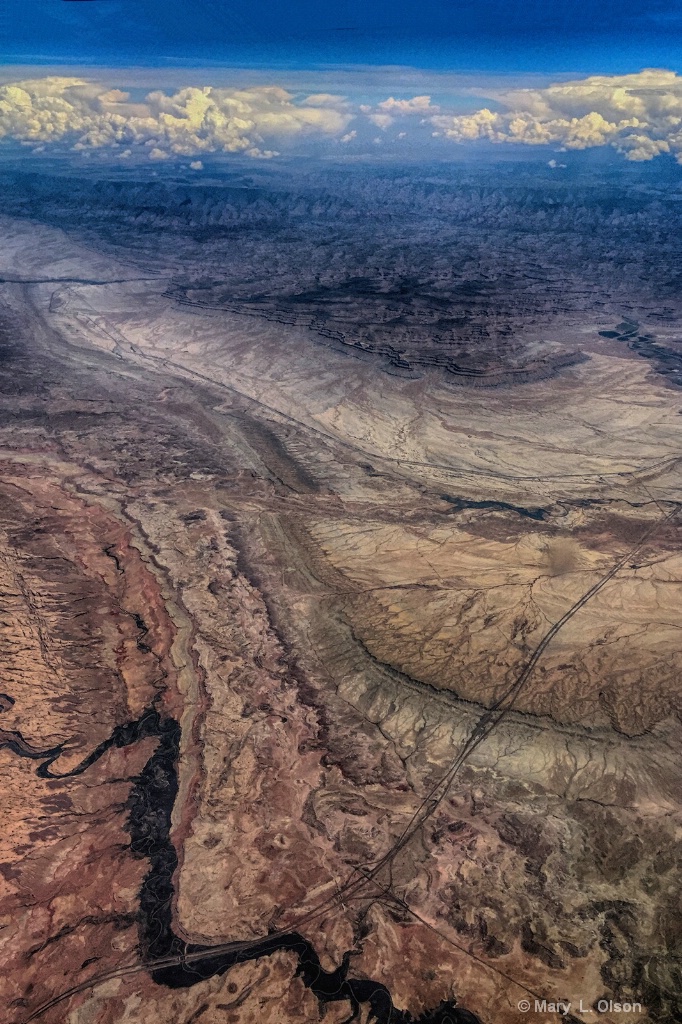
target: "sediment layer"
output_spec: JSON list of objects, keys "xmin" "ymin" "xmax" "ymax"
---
[{"xmin": 0, "ymin": 204, "xmax": 680, "ymax": 1024}]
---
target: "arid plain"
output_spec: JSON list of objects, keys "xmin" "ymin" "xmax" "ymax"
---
[{"xmin": 1, "ymin": 168, "xmax": 681, "ymax": 1024}]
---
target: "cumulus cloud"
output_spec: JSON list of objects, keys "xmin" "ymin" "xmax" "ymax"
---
[
  {"xmin": 364, "ymin": 94, "xmax": 437, "ymax": 130},
  {"xmin": 377, "ymin": 94, "xmax": 437, "ymax": 114},
  {"xmin": 0, "ymin": 77, "xmax": 352, "ymax": 160},
  {"xmin": 430, "ymin": 69, "xmax": 682, "ymax": 162},
  {"xmin": 367, "ymin": 112, "xmax": 394, "ymax": 130},
  {"xmin": 4, "ymin": 72, "xmax": 681, "ymax": 163}
]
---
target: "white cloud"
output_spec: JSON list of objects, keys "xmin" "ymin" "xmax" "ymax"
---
[
  {"xmin": 547, "ymin": 158, "xmax": 566, "ymax": 168},
  {"xmin": 189, "ymin": 159, "xmax": 203, "ymax": 169},
  {"xmin": 367, "ymin": 112, "xmax": 394, "ymax": 130},
  {"xmin": 3, "ymin": 72, "xmax": 681, "ymax": 163},
  {"xmin": 302, "ymin": 93, "xmax": 348, "ymax": 108},
  {"xmin": 365, "ymin": 94, "xmax": 438, "ymax": 131},
  {"xmin": 615, "ymin": 134, "xmax": 671, "ymax": 161},
  {"xmin": 430, "ymin": 69, "xmax": 682, "ymax": 162},
  {"xmin": 0, "ymin": 77, "xmax": 353, "ymax": 160},
  {"xmin": 377, "ymin": 94, "xmax": 437, "ymax": 114}
]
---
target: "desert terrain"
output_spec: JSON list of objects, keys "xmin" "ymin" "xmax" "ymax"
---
[{"xmin": 0, "ymin": 163, "xmax": 681, "ymax": 1024}]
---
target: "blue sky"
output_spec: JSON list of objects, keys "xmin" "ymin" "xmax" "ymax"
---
[{"xmin": 3, "ymin": 0, "xmax": 682, "ymax": 73}]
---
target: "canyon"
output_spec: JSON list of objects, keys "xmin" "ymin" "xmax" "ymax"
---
[{"xmin": 0, "ymin": 163, "xmax": 681, "ymax": 1024}]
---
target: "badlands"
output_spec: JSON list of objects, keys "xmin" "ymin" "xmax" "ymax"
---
[{"xmin": 0, "ymin": 164, "xmax": 681, "ymax": 1024}]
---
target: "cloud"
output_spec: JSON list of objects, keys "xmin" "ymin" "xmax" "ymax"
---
[
  {"xmin": 377, "ymin": 94, "xmax": 437, "ymax": 114},
  {"xmin": 4, "ymin": 73, "xmax": 681, "ymax": 163},
  {"xmin": 430, "ymin": 69, "xmax": 682, "ymax": 162},
  {"xmin": 302, "ymin": 93, "xmax": 348, "ymax": 108},
  {"xmin": 0, "ymin": 76, "xmax": 352, "ymax": 160},
  {"xmin": 367, "ymin": 112, "xmax": 394, "ymax": 130},
  {"xmin": 364, "ymin": 94, "xmax": 438, "ymax": 130}
]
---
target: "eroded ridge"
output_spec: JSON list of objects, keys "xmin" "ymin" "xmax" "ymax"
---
[{"xmin": 1, "ymin": 209, "xmax": 681, "ymax": 1024}]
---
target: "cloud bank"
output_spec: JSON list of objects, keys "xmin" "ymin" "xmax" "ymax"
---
[
  {"xmin": 1, "ymin": 71, "xmax": 682, "ymax": 162},
  {"xmin": 430, "ymin": 69, "xmax": 682, "ymax": 161},
  {"xmin": 0, "ymin": 77, "xmax": 351, "ymax": 160}
]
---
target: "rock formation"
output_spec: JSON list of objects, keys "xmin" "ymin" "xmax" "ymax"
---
[{"xmin": 0, "ymin": 162, "xmax": 680, "ymax": 1024}]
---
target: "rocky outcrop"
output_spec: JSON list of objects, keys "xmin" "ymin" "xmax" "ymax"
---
[{"xmin": 0, "ymin": 203, "xmax": 681, "ymax": 1024}]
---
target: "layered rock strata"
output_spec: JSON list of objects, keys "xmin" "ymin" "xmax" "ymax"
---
[{"xmin": 0, "ymin": 212, "xmax": 680, "ymax": 1024}]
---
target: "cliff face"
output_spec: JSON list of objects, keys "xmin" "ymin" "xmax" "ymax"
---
[{"xmin": 0, "ymin": 177, "xmax": 680, "ymax": 1024}]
